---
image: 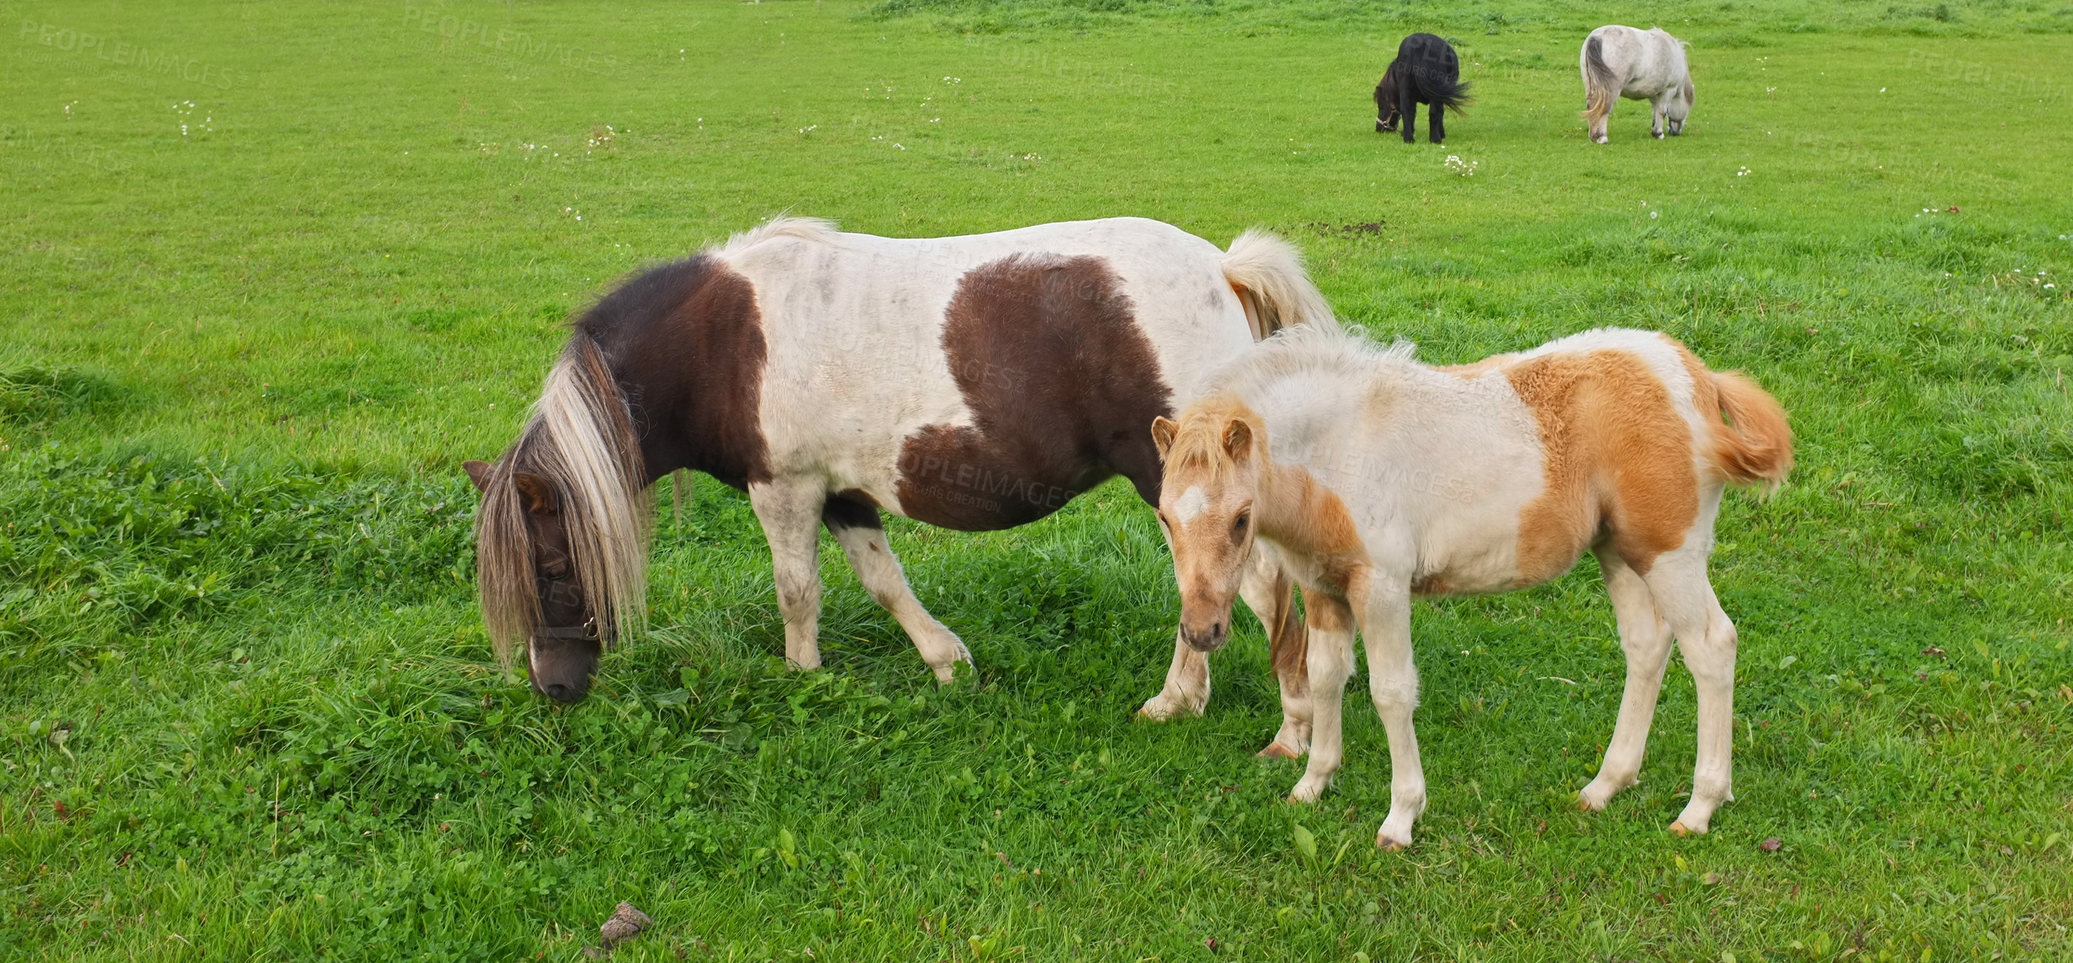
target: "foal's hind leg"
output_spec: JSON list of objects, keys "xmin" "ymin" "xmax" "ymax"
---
[
  {"xmin": 1578, "ymin": 547, "xmax": 1675, "ymax": 812},
  {"xmin": 1640, "ymin": 551, "xmax": 1740, "ymax": 835},
  {"xmin": 1399, "ymin": 86, "xmax": 1419, "ymax": 144},
  {"xmin": 824, "ymin": 497, "xmax": 972, "ymax": 684},
  {"xmin": 1428, "ymin": 100, "xmax": 1446, "ymax": 144},
  {"xmin": 749, "ymin": 480, "xmax": 829, "ymax": 671}
]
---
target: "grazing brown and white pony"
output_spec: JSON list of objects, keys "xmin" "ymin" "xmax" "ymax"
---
[
  {"xmin": 1581, "ymin": 25, "xmax": 1694, "ymax": 144},
  {"xmin": 465, "ymin": 216, "xmax": 1334, "ymax": 746},
  {"xmin": 1150, "ymin": 326, "xmax": 1791, "ymax": 848}
]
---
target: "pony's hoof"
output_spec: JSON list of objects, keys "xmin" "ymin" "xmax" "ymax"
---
[
  {"xmin": 1376, "ymin": 833, "xmax": 1412, "ymax": 851},
  {"xmin": 1668, "ymin": 820, "xmax": 1698, "ymax": 837},
  {"xmin": 1135, "ymin": 694, "xmax": 1204, "ymax": 721},
  {"xmin": 1287, "ymin": 776, "xmax": 1329, "ymax": 803},
  {"xmin": 1256, "ymin": 741, "xmax": 1301, "ymax": 760}
]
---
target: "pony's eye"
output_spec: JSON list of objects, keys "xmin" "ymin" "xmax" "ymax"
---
[{"xmin": 1232, "ymin": 511, "xmax": 1250, "ymax": 534}]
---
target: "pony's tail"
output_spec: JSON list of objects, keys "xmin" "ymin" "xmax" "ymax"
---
[
  {"xmin": 1222, "ymin": 229, "xmax": 1340, "ymax": 339},
  {"xmin": 1707, "ymin": 371, "xmax": 1794, "ymax": 491},
  {"xmin": 1582, "ymin": 35, "xmax": 1618, "ymax": 129},
  {"xmin": 1426, "ymin": 74, "xmax": 1473, "ymax": 115}
]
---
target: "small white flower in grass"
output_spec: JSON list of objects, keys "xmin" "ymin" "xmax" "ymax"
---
[
  {"xmin": 1443, "ymin": 154, "xmax": 1477, "ymax": 177},
  {"xmin": 1736, "ymin": 166, "xmax": 1752, "ymax": 177},
  {"xmin": 1880, "ymin": 87, "xmax": 1887, "ymax": 93},
  {"xmin": 1650, "ymin": 211, "xmax": 1659, "ymax": 219}
]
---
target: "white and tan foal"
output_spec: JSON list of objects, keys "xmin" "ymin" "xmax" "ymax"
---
[{"xmin": 1151, "ymin": 326, "xmax": 1792, "ymax": 848}]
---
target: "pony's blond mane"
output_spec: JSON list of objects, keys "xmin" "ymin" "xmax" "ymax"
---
[{"xmin": 475, "ymin": 337, "xmax": 652, "ymax": 665}]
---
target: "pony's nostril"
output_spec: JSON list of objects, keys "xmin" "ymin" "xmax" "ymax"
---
[{"xmin": 544, "ymin": 682, "xmax": 573, "ymax": 702}]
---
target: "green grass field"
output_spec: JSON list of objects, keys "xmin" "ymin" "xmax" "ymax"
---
[{"xmin": 4, "ymin": 0, "xmax": 2070, "ymax": 958}]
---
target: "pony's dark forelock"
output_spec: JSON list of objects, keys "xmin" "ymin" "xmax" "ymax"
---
[{"xmin": 474, "ymin": 336, "xmax": 651, "ymax": 666}]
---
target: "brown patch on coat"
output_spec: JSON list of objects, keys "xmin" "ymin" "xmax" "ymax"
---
[
  {"xmin": 1505, "ymin": 349, "xmax": 1698, "ymax": 580},
  {"xmin": 896, "ymin": 254, "xmax": 1173, "ymax": 530},
  {"xmin": 1256, "ymin": 459, "xmax": 1371, "ymax": 599},
  {"xmin": 576, "ymin": 255, "xmax": 771, "ymax": 489}
]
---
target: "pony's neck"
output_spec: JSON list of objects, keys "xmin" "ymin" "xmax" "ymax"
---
[{"xmin": 635, "ymin": 432, "xmax": 689, "ymax": 487}]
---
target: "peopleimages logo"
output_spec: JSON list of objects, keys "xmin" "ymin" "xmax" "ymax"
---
[
  {"xmin": 400, "ymin": 4, "xmax": 620, "ymax": 75},
  {"xmin": 17, "ymin": 21, "xmax": 238, "ymax": 89}
]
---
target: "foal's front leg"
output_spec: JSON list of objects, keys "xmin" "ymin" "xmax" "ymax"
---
[
  {"xmin": 1651, "ymin": 99, "xmax": 1666, "ymax": 139},
  {"xmin": 749, "ymin": 480, "xmax": 828, "ymax": 671},
  {"xmin": 1359, "ymin": 584, "xmax": 1425, "ymax": 849},
  {"xmin": 1288, "ymin": 594, "xmax": 1357, "ymax": 802}
]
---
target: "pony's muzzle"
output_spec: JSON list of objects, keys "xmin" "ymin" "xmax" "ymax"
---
[{"xmin": 529, "ymin": 625, "xmax": 602, "ymax": 703}]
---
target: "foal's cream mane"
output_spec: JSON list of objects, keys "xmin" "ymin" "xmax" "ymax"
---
[
  {"xmin": 1210, "ymin": 324, "xmax": 1419, "ymax": 403},
  {"xmin": 1167, "ymin": 326, "xmax": 1418, "ymax": 480}
]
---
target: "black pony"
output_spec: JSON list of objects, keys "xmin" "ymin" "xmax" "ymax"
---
[{"xmin": 1374, "ymin": 33, "xmax": 1471, "ymax": 144}]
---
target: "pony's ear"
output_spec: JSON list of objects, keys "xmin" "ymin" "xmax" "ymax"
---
[
  {"xmin": 1222, "ymin": 418, "xmax": 1253, "ymax": 464},
  {"xmin": 1150, "ymin": 417, "xmax": 1179, "ymax": 461},
  {"xmin": 463, "ymin": 460, "xmax": 493, "ymax": 492},
  {"xmin": 511, "ymin": 472, "xmax": 559, "ymax": 516}
]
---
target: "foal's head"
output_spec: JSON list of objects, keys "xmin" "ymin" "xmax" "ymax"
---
[{"xmin": 1150, "ymin": 403, "xmax": 1265, "ymax": 653}]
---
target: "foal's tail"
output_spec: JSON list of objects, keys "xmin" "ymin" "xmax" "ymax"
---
[
  {"xmin": 1222, "ymin": 229, "xmax": 1340, "ymax": 339},
  {"xmin": 1706, "ymin": 371, "xmax": 1794, "ymax": 491},
  {"xmin": 1582, "ymin": 34, "xmax": 1619, "ymax": 128}
]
